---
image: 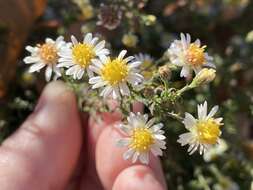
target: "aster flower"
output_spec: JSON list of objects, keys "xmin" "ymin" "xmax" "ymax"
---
[
  {"xmin": 116, "ymin": 112, "xmax": 166, "ymax": 164},
  {"xmin": 89, "ymin": 50, "xmax": 143, "ymax": 99},
  {"xmin": 177, "ymin": 101, "xmax": 223, "ymax": 155},
  {"xmin": 167, "ymin": 33, "xmax": 215, "ymax": 78},
  {"xmin": 134, "ymin": 53, "xmax": 155, "ymax": 80},
  {"xmin": 57, "ymin": 33, "xmax": 109, "ymax": 80},
  {"xmin": 23, "ymin": 36, "xmax": 66, "ymax": 81}
]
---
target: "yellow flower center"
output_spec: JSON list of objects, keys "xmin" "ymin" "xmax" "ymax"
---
[
  {"xmin": 72, "ymin": 43, "xmax": 95, "ymax": 68},
  {"xmin": 101, "ymin": 58, "xmax": 129, "ymax": 85},
  {"xmin": 39, "ymin": 43, "xmax": 58, "ymax": 64},
  {"xmin": 141, "ymin": 60, "xmax": 154, "ymax": 79},
  {"xmin": 196, "ymin": 119, "xmax": 221, "ymax": 144},
  {"xmin": 186, "ymin": 43, "xmax": 206, "ymax": 66},
  {"xmin": 130, "ymin": 127, "xmax": 154, "ymax": 153}
]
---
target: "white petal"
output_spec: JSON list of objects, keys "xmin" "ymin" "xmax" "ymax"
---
[
  {"xmin": 123, "ymin": 148, "xmax": 135, "ymax": 160},
  {"xmin": 132, "ymin": 152, "xmax": 139, "ymax": 163},
  {"xmin": 186, "ymin": 33, "xmax": 191, "ymax": 44},
  {"xmin": 117, "ymin": 124, "xmax": 132, "ymax": 135},
  {"xmin": 215, "ymin": 117, "xmax": 223, "ymax": 124},
  {"xmin": 100, "ymin": 86, "xmax": 113, "ymax": 98},
  {"xmin": 150, "ymin": 123, "xmax": 163, "ymax": 132},
  {"xmin": 151, "ymin": 145, "xmax": 163, "ymax": 156},
  {"xmin": 118, "ymin": 50, "xmax": 127, "ymax": 60},
  {"xmin": 96, "ymin": 49, "xmax": 110, "ymax": 56},
  {"xmin": 71, "ymin": 35, "xmax": 78, "ymax": 45},
  {"xmin": 45, "ymin": 65, "xmax": 53, "ymax": 82},
  {"xmin": 89, "ymin": 65, "xmax": 101, "ymax": 74},
  {"xmin": 116, "ymin": 138, "xmax": 130, "ymax": 147},
  {"xmin": 183, "ymin": 113, "xmax": 196, "ymax": 129},
  {"xmin": 66, "ymin": 65, "xmax": 80, "ymax": 76},
  {"xmin": 195, "ymin": 39, "xmax": 201, "ymax": 46},
  {"xmin": 25, "ymin": 46, "xmax": 36, "ymax": 53},
  {"xmin": 129, "ymin": 61, "xmax": 142, "ymax": 68},
  {"xmin": 146, "ymin": 118, "xmax": 156, "ymax": 128},
  {"xmin": 180, "ymin": 33, "xmax": 187, "ymax": 50},
  {"xmin": 57, "ymin": 61, "xmax": 74, "ymax": 68},
  {"xmin": 90, "ymin": 37, "xmax": 98, "ymax": 45},
  {"xmin": 198, "ymin": 101, "xmax": 208, "ymax": 119},
  {"xmin": 139, "ymin": 152, "xmax": 149, "ymax": 164},
  {"xmin": 91, "ymin": 59, "xmax": 103, "ymax": 68},
  {"xmin": 92, "ymin": 81, "xmax": 107, "ymax": 89},
  {"xmin": 29, "ymin": 62, "xmax": 45, "ymax": 72},
  {"xmin": 189, "ymin": 144, "xmax": 199, "ymax": 155},
  {"xmin": 177, "ymin": 132, "xmax": 193, "ymax": 146},
  {"xmin": 45, "ymin": 38, "xmax": 54, "ymax": 44},
  {"xmin": 24, "ymin": 56, "xmax": 40, "ymax": 64},
  {"xmin": 77, "ymin": 69, "xmax": 84, "ymax": 79},
  {"xmin": 94, "ymin": 40, "xmax": 105, "ymax": 52},
  {"xmin": 99, "ymin": 55, "xmax": 110, "ymax": 64},
  {"xmin": 56, "ymin": 36, "xmax": 64, "ymax": 43},
  {"xmin": 89, "ymin": 76, "xmax": 102, "ymax": 84},
  {"xmin": 124, "ymin": 56, "xmax": 135, "ymax": 63},
  {"xmin": 112, "ymin": 86, "xmax": 120, "ymax": 99},
  {"xmin": 207, "ymin": 105, "xmax": 219, "ymax": 118},
  {"xmin": 119, "ymin": 83, "xmax": 130, "ymax": 96},
  {"xmin": 87, "ymin": 69, "xmax": 94, "ymax": 78},
  {"xmin": 84, "ymin": 33, "xmax": 92, "ymax": 43},
  {"xmin": 154, "ymin": 134, "xmax": 166, "ymax": 140},
  {"xmin": 180, "ymin": 66, "xmax": 191, "ymax": 78}
]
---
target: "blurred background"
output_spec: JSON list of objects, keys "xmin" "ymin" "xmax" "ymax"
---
[{"xmin": 0, "ymin": 0, "xmax": 252, "ymax": 189}]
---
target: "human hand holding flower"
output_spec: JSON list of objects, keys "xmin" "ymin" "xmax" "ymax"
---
[{"xmin": 0, "ymin": 81, "xmax": 166, "ymax": 190}]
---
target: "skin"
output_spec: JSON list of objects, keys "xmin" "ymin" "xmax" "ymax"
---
[{"xmin": 0, "ymin": 81, "xmax": 167, "ymax": 190}]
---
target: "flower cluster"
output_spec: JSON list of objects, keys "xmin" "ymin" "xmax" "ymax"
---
[{"xmin": 23, "ymin": 32, "xmax": 223, "ymax": 164}]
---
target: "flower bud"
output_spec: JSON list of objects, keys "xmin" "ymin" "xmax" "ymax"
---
[
  {"xmin": 192, "ymin": 68, "xmax": 216, "ymax": 86},
  {"xmin": 158, "ymin": 65, "xmax": 171, "ymax": 80},
  {"xmin": 143, "ymin": 87, "xmax": 155, "ymax": 98}
]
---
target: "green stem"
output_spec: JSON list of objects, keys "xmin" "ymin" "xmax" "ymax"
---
[
  {"xmin": 177, "ymin": 84, "xmax": 192, "ymax": 96},
  {"xmin": 167, "ymin": 112, "xmax": 183, "ymax": 121}
]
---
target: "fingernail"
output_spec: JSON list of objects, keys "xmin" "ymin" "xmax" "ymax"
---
[
  {"xmin": 112, "ymin": 165, "xmax": 166, "ymax": 190},
  {"xmin": 34, "ymin": 81, "xmax": 72, "ymax": 112}
]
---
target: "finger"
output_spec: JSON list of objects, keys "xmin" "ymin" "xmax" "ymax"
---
[
  {"xmin": 80, "ymin": 101, "xmax": 143, "ymax": 189},
  {"xmin": 0, "ymin": 81, "xmax": 82, "ymax": 190},
  {"xmin": 112, "ymin": 165, "xmax": 165, "ymax": 190},
  {"xmin": 95, "ymin": 126, "xmax": 166, "ymax": 190}
]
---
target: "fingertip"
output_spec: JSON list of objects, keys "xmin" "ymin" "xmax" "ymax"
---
[
  {"xmin": 112, "ymin": 165, "xmax": 166, "ymax": 190},
  {"xmin": 96, "ymin": 126, "xmax": 166, "ymax": 189}
]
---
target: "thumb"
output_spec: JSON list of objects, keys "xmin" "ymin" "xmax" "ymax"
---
[{"xmin": 0, "ymin": 81, "xmax": 82, "ymax": 190}]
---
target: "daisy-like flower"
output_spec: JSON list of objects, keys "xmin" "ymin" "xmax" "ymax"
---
[
  {"xmin": 89, "ymin": 50, "xmax": 143, "ymax": 99},
  {"xmin": 116, "ymin": 112, "xmax": 166, "ymax": 164},
  {"xmin": 57, "ymin": 33, "xmax": 109, "ymax": 80},
  {"xmin": 134, "ymin": 53, "xmax": 155, "ymax": 80},
  {"xmin": 23, "ymin": 36, "xmax": 66, "ymax": 81},
  {"xmin": 167, "ymin": 33, "xmax": 215, "ymax": 78},
  {"xmin": 177, "ymin": 101, "xmax": 223, "ymax": 155}
]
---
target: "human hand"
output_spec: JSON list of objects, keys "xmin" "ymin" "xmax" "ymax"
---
[{"xmin": 0, "ymin": 81, "xmax": 167, "ymax": 190}]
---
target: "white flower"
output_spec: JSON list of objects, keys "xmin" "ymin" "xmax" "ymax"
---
[
  {"xmin": 89, "ymin": 50, "xmax": 143, "ymax": 99},
  {"xmin": 134, "ymin": 53, "xmax": 154, "ymax": 65},
  {"xmin": 167, "ymin": 33, "xmax": 215, "ymax": 78},
  {"xmin": 57, "ymin": 33, "xmax": 109, "ymax": 80},
  {"xmin": 203, "ymin": 139, "xmax": 228, "ymax": 162},
  {"xmin": 116, "ymin": 112, "xmax": 166, "ymax": 164},
  {"xmin": 177, "ymin": 101, "xmax": 223, "ymax": 155},
  {"xmin": 134, "ymin": 53, "xmax": 155, "ymax": 79},
  {"xmin": 23, "ymin": 36, "xmax": 66, "ymax": 81}
]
